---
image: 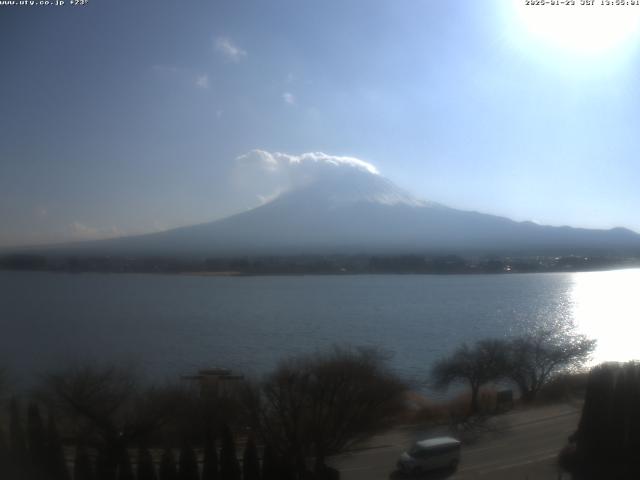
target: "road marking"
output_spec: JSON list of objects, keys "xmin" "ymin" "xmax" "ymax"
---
[
  {"xmin": 340, "ymin": 465, "xmax": 381, "ymax": 472},
  {"xmin": 333, "ymin": 445, "xmax": 397, "ymax": 459},
  {"xmin": 484, "ymin": 452, "xmax": 558, "ymax": 473},
  {"xmin": 501, "ymin": 410, "xmax": 578, "ymax": 430},
  {"xmin": 463, "ymin": 429, "xmax": 568, "ymax": 455},
  {"xmin": 456, "ymin": 449, "xmax": 559, "ymax": 476}
]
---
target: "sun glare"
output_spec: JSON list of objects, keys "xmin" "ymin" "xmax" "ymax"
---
[
  {"xmin": 571, "ymin": 269, "xmax": 640, "ymax": 364},
  {"xmin": 513, "ymin": 1, "xmax": 640, "ymax": 56}
]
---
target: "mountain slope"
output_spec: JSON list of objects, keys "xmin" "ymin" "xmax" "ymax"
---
[{"xmin": 33, "ymin": 169, "xmax": 640, "ymax": 257}]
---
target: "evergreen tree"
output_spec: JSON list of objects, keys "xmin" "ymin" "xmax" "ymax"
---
[
  {"xmin": 576, "ymin": 364, "xmax": 616, "ymax": 478},
  {"xmin": 0, "ymin": 424, "xmax": 9, "ymax": 462},
  {"xmin": 159, "ymin": 448, "xmax": 178, "ymax": 480},
  {"xmin": 630, "ymin": 365, "xmax": 640, "ymax": 478},
  {"xmin": 9, "ymin": 397, "xmax": 28, "ymax": 463},
  {"xmin": 95, "ymin": 448, "xmax": 117, "ymax": 480},
  {"xmin": 201, "ymin": 433, "xmax": 218, "ymax": 480},
  {"xmin": 116, "ymin": 448, "xmax": 134, "ymax": 480},
  {"xmin": 73, "ymin": 446, "xmax": 95, "ymax": 480},
  {"xmin": 137, "ymin": 446, "xmax": 157, "ymax": 480},
  {"xmin": 178, "ymin": 442, "xmax": 199, "ymax": 480},
  {"xmin": 27, "ymin": 403, "xmax": 47, "ymax": 471},
  {"xmin": 0, "ymin": 423, "xmax": 19, "ymax": 480},
  {"xmin": 46, "ymin": 412, "xmax": 70, "ymax": 480},
  {"xmin": 242, "ymin": 435, "xmax": 260, "ymax": 480},
  {"xmin": 609, "ymin": 365, "xmax": 631, "ymax": 471},
  {"xmin": 260, "ymin": 445, "xmax": 278, "ymax": 480},
  {"xmin": 220, "ymin": 425, "xmax": 241, "ymax": 480},
  {"xmin": 569, "ymin": 362, "xmax": 640, "ymax": 479},
  {"xmin": 277, "ymin": 456, "xmax": 295, "ymax": 480}
]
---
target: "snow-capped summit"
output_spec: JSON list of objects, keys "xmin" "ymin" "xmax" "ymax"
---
[{"xmin": 273, "ymin": 168, "xmax": 431, "ymax": 208}]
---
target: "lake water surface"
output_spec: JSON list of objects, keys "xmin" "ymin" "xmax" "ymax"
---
[{"xmin": 1, "ymin": 269, "xmax": 638, "ymax": 389}]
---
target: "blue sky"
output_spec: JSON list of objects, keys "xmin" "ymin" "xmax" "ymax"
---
[{"xmin": 1, "ymin": 0, "xmax": 640, "ymax": 246}]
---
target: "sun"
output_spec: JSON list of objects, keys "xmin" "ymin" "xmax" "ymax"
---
[{"xmin": 512, "ymin": 1, "xmax": 640, "ymax": 56}]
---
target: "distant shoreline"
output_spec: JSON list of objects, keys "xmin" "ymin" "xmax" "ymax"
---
[
  {"xmin": 3, "ymin": 264, "xmax": 640, "ymax": 277},
  {"xmin": 180, "ymin": 270, "xmax": 244, "ymax": 277},
  {"xmin": 176, "ymin": 264, "xmax": 640, "ymax": 277},
  {"xmin": 2, "ymin": 252, "xmax": 639, "ymax": 276}
]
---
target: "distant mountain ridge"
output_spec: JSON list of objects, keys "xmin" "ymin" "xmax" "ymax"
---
[{"xmin": 7, "ymin": 168, "xmax": 640, "ymax": 257}]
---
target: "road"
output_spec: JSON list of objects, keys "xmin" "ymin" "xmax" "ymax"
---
[{"xmin": 329, "ymin": 403, "xmax": 580, "ymax": 480}]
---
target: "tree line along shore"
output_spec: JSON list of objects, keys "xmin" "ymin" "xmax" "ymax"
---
[{"xmin": 2, "ymin": 252, "xmax": 639, "ymax": 275}]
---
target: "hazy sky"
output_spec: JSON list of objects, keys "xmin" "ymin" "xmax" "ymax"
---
[{"xmin": 2, "ymin": 0, "xmax": 640, "ymax": 247}]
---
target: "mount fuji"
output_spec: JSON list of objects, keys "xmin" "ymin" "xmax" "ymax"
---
[{"xmin": 29, "ymin": 152, "xmax": 640, "ymax": 258}]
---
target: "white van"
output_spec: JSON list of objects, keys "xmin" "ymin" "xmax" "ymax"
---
[{"xmin": 397, "ymin": 436, "xmax": 461, "ymax": 474}]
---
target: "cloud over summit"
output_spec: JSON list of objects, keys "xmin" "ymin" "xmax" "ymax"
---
[
  {"xmin": 233, "ymin": 149, "xmax": 381, "ymax": 204},
  {"xmin": 237, "ymin": 150, "xmax": 379, "ymax": 175}
]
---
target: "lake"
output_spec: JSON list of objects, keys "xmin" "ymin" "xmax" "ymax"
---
[{"xmin": 1, "ymin": 269, "xmax": 638, "ymax": 390}]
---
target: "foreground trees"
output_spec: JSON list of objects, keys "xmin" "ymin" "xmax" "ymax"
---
[
  {"xmin": 431, "ymin": 325, "xmax": 596, "ymax": 412},
  {"xmin": 254, "ymin": 346, "xmax": 407, "ymax": 476},
  {"xmin": 3, "ymin": 330, "xmax": 594, "ymax": 478},
  {"xmin": 2, "ymin": 347, "xmax": 402, "ymax": 479}
]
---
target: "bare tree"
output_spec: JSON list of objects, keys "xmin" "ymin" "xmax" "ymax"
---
[
  {"xmin": 431, "ymin": 339, "xmax": 508, "ymax": 415},
  {"xmin": 256, "ymin": 346, "xmax": 407, "ymax": 476},
  {"xmin": 42, "ymin": 365, "xmax": 185, "ymax": 473},
  {"xmin": 258, "ymin": 358, "xmax": 312, "ymax": 474},
  {"xmin": 504, "ymin": 327, "xmax": 596, "ymax": 402}
]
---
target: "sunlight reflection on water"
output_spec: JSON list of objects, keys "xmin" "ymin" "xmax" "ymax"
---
[
  {"xmin": 1, "ymin": 269, "xmax": 639, "ymax": 390},
  {"xmin": 571, "ymin": 268, "xmax": 640, "ymax": 364}
]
